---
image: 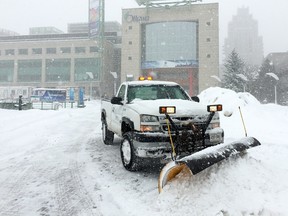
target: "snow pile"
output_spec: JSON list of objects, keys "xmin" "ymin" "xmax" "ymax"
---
[
  {"xmin": 198, "ymin": 87, "xmax": 260, "ymax": 107},
  {"xmin": 198, "ymin": 87, "xmax": 260, "ymax": 117}
]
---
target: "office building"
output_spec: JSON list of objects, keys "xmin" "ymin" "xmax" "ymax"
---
[{"xmin": 121, "ymin": 3, "xmax": 220, "ymax": 95}]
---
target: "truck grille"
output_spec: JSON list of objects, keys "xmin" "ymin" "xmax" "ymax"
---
[{"xmin": 159, "ymin": 115, "xmax": 208, "ymax": 133}]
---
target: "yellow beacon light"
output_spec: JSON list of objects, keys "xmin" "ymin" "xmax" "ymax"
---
[
  {"xmin": 138, "ymin": 76, "xmax": 153, "ymax": 81},
  {"xmin": 138, "ymin": 76, "xmax": 145, "ymax": 81}
]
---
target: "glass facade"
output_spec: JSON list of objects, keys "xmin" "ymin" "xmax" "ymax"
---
[
  {"xmin": 74, "ymin": 58, "xmax": 100, "ymax": 81},
  {"xmin": 0, "ymin": 60, "xmax": 14, "ymax": 82},
  {"xmin": 75, "ymin": 47, "xmax": 86, "ymax": 54},
  {"xmin": 60, "ymin": 47, "xmax": 71, "ymax": 54},
  {"xmin": 19, "ymin": 49, "xmax": 28, "ymax": 55},
  {"xmin": 18, "ymin": 60, "xmax": 42, "ymax": 82},
  {"xmin": 141, "ymin": 21, "xmax": 198, "ymax": 69},
  {"xmin": 46, "ymin": 48, "xmax": 56, "ymax": 54},
  {"xmin": 46, "ymin": 59, "xmax": 71, "ymax": 82},
  {"xmin": 0, "ymin": 58, "xmax": 101, "ymax": 83}
]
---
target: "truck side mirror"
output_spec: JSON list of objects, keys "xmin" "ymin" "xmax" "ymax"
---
[
  {"xmin": 111, "ymin": 96, "xmax": 123, "ymax": 105},
  {"xmin": 191, "ymin": 96, "xmax": 200, "ymax": 103}
]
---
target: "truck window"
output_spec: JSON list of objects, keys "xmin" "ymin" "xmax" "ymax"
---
[
  {"xmin": 127, "ymin": 85, "xmax": 190, "ymax": 102},
  {"xmin": 117, "ymin": 85, "xmax": 126, "ymax": 100}
]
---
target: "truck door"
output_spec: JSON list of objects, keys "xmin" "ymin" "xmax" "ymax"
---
[{"xmin": 110, "ymin": 84, "xmax": 126, "ymax": 135}]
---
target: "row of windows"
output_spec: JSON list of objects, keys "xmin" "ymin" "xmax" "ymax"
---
[
  {"xmin": 0, "ymin": 58, "xmax": 100, "ymax": 82},
  {"xmin": 0, "ymin": 46, "xmax": 100, "ymax": 56}
]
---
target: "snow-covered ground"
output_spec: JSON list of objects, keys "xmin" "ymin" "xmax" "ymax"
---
[{"xmin": 0, "ymin": 87, "xmax": 287, "ymax": 216}]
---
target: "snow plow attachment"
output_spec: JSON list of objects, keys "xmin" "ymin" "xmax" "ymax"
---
[{"xmin": 158, "ymin": 137, "xmax": 261, "ymax": 193}]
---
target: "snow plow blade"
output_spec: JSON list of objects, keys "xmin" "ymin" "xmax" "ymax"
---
[{"xmin": 158, "ymin": 137, "xmax": 261, "ymax": 193}]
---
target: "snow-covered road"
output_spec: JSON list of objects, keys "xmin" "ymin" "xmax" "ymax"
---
[
  {"xmin": 0, "ymin": 101, "xmax": 161, "ymax": 216},
  {"xmin": 0, "ymin": 88, "xmax": 288, "ymax": 215}
]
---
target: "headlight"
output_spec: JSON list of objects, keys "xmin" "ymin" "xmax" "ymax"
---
[
  {"xmin": 210, "ymin": 122, "xmax": 220, "ymax": 129},
  {"xmin": 140, "ymin": 115, "xmax": 158, "ymax": 122},
  {"xmin": 140, "ymin": 115, "xmax": 160, "ymax": 132},
  {"xmin": 140, "ymin": 125, "xmax": 160, "ymax": 132}
]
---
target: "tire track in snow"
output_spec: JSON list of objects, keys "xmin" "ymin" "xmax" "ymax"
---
[
  {"xmin": 0, "ymin": 162, "xmax": 57, "ymax": 216},
  {"xmin": 54, "ymin": 161, "xmax": 101, "ymax": 216}
]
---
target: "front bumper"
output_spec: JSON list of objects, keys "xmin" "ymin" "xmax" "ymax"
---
[{"xmin": 132, "ymin": 128, "xmax": 224, "ymax": 159}]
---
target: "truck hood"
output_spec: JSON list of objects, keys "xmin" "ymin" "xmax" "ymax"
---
[{"xmin": 127, "ymin": 99, "xmax": 209, "ymax": 116}]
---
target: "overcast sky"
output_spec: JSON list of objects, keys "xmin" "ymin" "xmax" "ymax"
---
[{"xmin": 0, "ymin": 0, "xmax": 287, "ymax": 57}]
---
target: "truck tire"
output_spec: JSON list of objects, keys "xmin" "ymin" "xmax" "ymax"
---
[
  {"xmin": 120, "ymin": 132, "xmax": 140, "ymax": 171},
  {"xmin": 102, "ymin": 121, "xmax": 114, "ymax": 145}
]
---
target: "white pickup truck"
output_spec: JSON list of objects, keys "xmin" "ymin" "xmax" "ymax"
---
[{"xmin": 101, "ymin": 79, "xmax": 224, "ymax": 171}]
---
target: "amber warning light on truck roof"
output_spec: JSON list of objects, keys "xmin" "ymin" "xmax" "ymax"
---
[
  {"xmin": 207, "ymin": 104, "xmax": 222, "ymax": 112},
  {"xmin": 138, "ymin": 76, "xmax": 153, "ymax": 81},
  {"xmin": 159, "ymin": 106, "xmax": 176, "ymax": 114}
]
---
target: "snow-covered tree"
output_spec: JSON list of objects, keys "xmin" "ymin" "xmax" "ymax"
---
[{"xmin": 222, "ymin": 49, "xmax": 246, "ymax": 92}]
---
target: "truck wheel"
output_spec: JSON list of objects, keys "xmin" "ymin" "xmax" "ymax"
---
[
  {"xmin": 102, "ymin": 121, "xmax": 114, "ymax": 145},
  {"xmin": 120, "ymin": 132, "xmax": 139, "ymax": 171}
]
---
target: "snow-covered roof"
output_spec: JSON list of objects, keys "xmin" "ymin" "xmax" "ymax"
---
[{"xmin": 124, "ymin": 80, "xmax": 179, "ymax": 86}]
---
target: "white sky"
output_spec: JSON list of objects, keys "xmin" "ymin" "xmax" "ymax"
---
[{"xmin": 0, "ymin": 0, "xmax": 287, "ymax": 56}]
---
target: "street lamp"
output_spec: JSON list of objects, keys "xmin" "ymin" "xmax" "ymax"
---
[
  {"xmin": 110, "ymin": 71, "xmax": 118, "ymax": 95},
  {"xmin": 236, "ymin": 74, "xmax": 248, "ymax": 92},
  {"xmin": 86, "ymin": 72, "xmax": 94, "ymax": 100},
  {"xmin": 210, "ymin": 75, "xmax": 221, "ymax": 87},
  {"xmin": 266, "ymin": 72, "xmax": 279, "ymax": 104},
  {"xmin": 210, "ymin": 75, "xmax": 221, "ymax": 82}
]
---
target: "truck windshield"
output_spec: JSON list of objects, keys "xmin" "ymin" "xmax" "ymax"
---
[{"xmin": 127, "ymin": 85, "xmax": 190, "ymax": 103}]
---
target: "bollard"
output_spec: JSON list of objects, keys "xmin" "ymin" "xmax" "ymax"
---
[{"xmin": 19, "ymin": 95, "xmax": 23, "ymax": 110}]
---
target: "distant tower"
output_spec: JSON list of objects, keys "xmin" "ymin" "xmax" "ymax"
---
[{"xmin": 223, "ymin": 7, "xmax": 264, "ymax": 66}]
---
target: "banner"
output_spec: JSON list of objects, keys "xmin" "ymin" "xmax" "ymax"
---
[{"xmin": 89, "ymin": 0, "xmax": 100, "ymax": 38}]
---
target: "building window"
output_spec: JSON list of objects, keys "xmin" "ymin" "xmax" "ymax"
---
[
  {"xmin": 129, "ymin": 26, "xmax": 132, "ymax": 30},
  {"xmin": 18, "ymin": 60, "xmax": 42, "ymax": 82},
  {"xmin": 74, "ymin": 58, "xmax": 100, "ymax": 81},
  {"xmin": 142, "ymin": 21, "xmax": 198, "ymax": 66},
  {"xmin": 46, "ymin": 59, "xmax": 71, "ymax": 82},
  {"xmin": 19, "ymin": 49, "xmax": 28, "ymax": 55},
  {"xmin": 46, "ymin": 48, "xmax": 56, "ymax": 54},
  {"xmin": 5, "ymin": 49, "xmax": 15, "ymax": 56},
  {"xmin": 206, "ymin": 22, "xmax": 211, "ymax": 26},
  {"xmin": 0, "ymin": 60, "xmax": 14, "ymax": 82},
  {"xmin": 206, "ymin": 38, "xmax": 211, "ymax": 42},
  {"xmin": 129, "ymin": 41, "xmax": 132, "ymax": 45},
  {"xmin": 60, "ymin": 47, "xmax": 71, "ymax": 54},
  {"xmin": 128, "ymin": 56, "xmax": 132, "ymax": 60},
  {"xmin": 206, "ymin": 54, "xmax": 211, "ymax": 58},
  {"xmin": 32, "ymin": 48, "xmax": 42, "ymax": 54},
  {"xmin": 90, "ymin": 46, "xmax": 99, "ymax": 53},
  {"xmin": 75, "ymin": 47, "xmax": 86, "ymax": 54}
]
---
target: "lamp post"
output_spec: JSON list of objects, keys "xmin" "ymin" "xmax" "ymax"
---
[
  {"xmin": 236, "ymin": 74, "xmax": 248, "ymax": 92},
  {"xmin": 86, "ymin": 72, "xmax": 94, "ymax": 100},
  {"xmin": 110, "ymin": 71, "xmax": 118, "ymax": 95},
  {"xmin": 266, "ymin": 72, "xmax": 279, "ymax": 104},
  {"xmin": 210, "ymin": 75, "xmax": 221, "ymax": 87},
  {"xmin": 210, "ymin": 75, "xmax": 221, "ymax": 82}
]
